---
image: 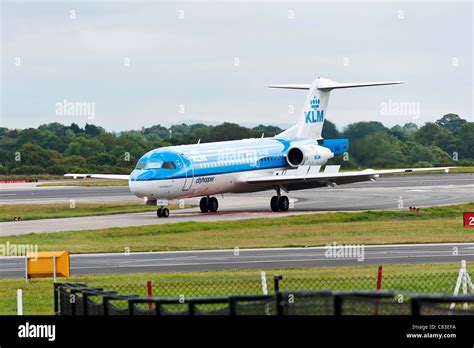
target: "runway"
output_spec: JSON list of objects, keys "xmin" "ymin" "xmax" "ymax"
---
[
  {"xmin": 1, "ymin": 174, "xmax": 473, "ymax": 205},
  {"xmin": 1, "ymin": 243, "xmax": 473, "ymax": 278},
  {"xmin": 0, "ymin": 174, "xmax": 473, "ymax": 236}
]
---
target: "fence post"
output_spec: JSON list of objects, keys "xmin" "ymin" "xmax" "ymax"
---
[
  {"xmin": 71, "ymin": 290, "xmax": 76, "ymax": 316},
  {"xmin": 24, "ymin": 256, "xmax": 28, "ymax": 283},
  {"xmin": 376, "ymin": 265, "xmax": 383, "ymax": 291},
  {"xmin": 276, "ymin": 292, "xmax": 284, "ymax": 316},
  {"xmin": 260, "ymin": 272, "xmax": 270, "ymax": 315},
  {"xmin": 411, "ymin": 298, "xmax": 420, "ymax": 316},
  {"xmin": 147, "ymin": 280, "xmax": 153, "ymax": 310},
  {"xmin": 374, "ymin": 265, "xmax": 383, "ymax": 315},
  {"xmin": 334, "ymin": 294, "xmax": 342, "ymax": 316},
  {"xmin": 83, "ymin": 293, "xmax": 88, "ymax": 316},
  {"xmin": 17, "ymin": 289, "xmax": 23, "ymax": 315},
  {"xmin": 229, "ymin": 297, "xmax": 237, "ymax": 316},
  {"xmin": 103, "ymin": 297, "xmax": 109, "ymax": 316},
  {"xmin": 274, "ymin": 275, "xmax": 283, "ymax": 293},
  {"xmin": 128, "ymin": 300, "xmax": 134, "ymax": 316},
  {"xmin": 53, "ymin": 256, "xmax": 57, "ymax": 283},
  {"xmin": 260, "ymin": 272, "xmax": 268, "ymax": 295},
  {"xmin": 189, "ymin": 301, "xmax": 195, "ymax": 316},
  {"xmin": 53, "ymin": 284, "xmax": 59, "ymax": 315}
]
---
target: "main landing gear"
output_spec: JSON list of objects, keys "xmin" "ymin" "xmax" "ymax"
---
[
  {"xmin": 270, "ymin": 195, "xmax": 289, "ymax": 212},
  {"xmin": 200, "ymin": 196, "xmax": 219, "ymax": 213},
  {"xmin": 270, "ymin": 186, "xmax": 289, "ymax": 212},
  {"xmin": 157, "ymin": 207, "xmax": 170, "ymax": 218}
]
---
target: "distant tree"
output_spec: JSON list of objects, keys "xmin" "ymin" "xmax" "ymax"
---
[
  {"xmin": 342, "ymin": 122, "xmax": 388, "ymax": 140},
  {"xmin": 414, "ymin": 123, "xmax": 442, "ymax": 146},
  {"xmin": 143, "ymin": 124, "xmax": 170, "ymax": 141},
  {"xmin": 251, "ymin": 125, "xmax": 283, "ymax": 137},
  {"xmin": 388, "ymin": 125, "xmax": 407, "ymax": 141},
  {"xmin": 436, "ymin": 114, "xmax": 466, "ymax": 134},
  {"xmin": 38, "ymin": 122, "xmax": 67, "ymax": 133},
  {"xmin": 350, "ymin": 133, "xmax": 405, "ymax": 168},
  {"xmin": 1, "ymin": 118, "xmax": 471, "ymax": 175},
  {"xmin": 84, "ymin": 123, "xmax": 104, "ymax": 137},
  {"xmin": 458, "ymin": 122, "xmax": 474, "ymax": 160},
  {"xmin": 402, "ymin": 122, "xmax": 419, "ymax": 133},
  {"xmin": 16, "ymin": 143, "xmax": 59, "ymax": 167},
  {"xmin": 68, "ymin": 123, "xmax": 83, "ymax": 134},
  {"xmin": 208, "ymin": 123, "xmax": 253, "ymax": 142},
  {"xmin": 321, "ymin": 120, "xmax": 340, "ymax": 139}
]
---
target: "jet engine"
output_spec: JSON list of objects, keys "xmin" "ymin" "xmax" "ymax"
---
[{"xmin": 286, "ymin": 144, "xmax": 334, "ymax": 167}]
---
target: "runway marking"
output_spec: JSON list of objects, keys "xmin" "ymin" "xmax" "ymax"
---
[
  {"xmin": 117, "ymin": 256, "xmax": 198, "ymax": 264},
  {"xmin": 69, "ymin": 254, "xmax": 474, "ymax": 270},
  {"xmin": 67, "ymin": 243, "xmax": 474, "ymax": 258}
]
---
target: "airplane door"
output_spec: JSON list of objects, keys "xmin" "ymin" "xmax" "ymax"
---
[{"xmin": 179, "ymin": 154, "xmax": 194, "ymax": 191}]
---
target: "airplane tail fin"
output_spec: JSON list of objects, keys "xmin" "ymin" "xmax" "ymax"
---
[{"xmin": 270, "ymin": 78, "xmax": 405, "ymax": 139}]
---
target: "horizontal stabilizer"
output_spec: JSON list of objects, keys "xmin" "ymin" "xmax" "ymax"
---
[
  {"xmin": 269, "ymin": 81, "xmax": 405, "ymax": 91},
  {"xmin": 268, "ymin": 84, "xmax": 311, "ymax": 90},
  {"xmin": 317, "ymin": 80, "xmax": 405, "ymax": 90},
  {"xmin": 272, "ymin": 77, "xmax": 405, "ymax": 140}
]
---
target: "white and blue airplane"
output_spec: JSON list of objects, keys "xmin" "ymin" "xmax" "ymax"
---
[{"xmin": 66, "ymin": 77, "xmax": 453, "ymax": 218}]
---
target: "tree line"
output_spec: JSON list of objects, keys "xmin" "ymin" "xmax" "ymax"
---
[{"xmin": 0, "ymin": 113, "xmax": 472, "ymax": 175}]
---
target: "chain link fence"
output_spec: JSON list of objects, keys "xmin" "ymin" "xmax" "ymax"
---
[
  {"xmin": 81, "ymin": 271, "xmax": 460, "ymax": 299},
  {"xmin": 54, "ymin": 270, "xmax": 474, "ymax": 316},
  {"xmin": 54, "ymin": 282, "xmax": 474, "ymax": 316}
]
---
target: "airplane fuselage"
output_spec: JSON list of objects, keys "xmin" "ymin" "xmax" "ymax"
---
[{"xmin": 129, "ymin": 137, "xmax": 332, "ymax": 201}]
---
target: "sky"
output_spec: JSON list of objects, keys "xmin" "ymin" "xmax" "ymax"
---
[{"xmin": 1, "ymin": 0, "xmax": 473, "ymax": 132}]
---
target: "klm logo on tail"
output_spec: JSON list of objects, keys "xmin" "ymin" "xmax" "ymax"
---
[{"xmin": 305, "ymin": 96, "xmax": 324, "ymax": 123}]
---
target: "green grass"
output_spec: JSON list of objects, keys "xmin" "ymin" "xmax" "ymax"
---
[
  {"xmin": 0, "ymin": 202, "xmax": 170, "ymax": 222},
  {"xmin": 0, "ymin": 262, "xmax": 469, "ymax": 315},
  {"xmin": 1, "ymin": 202, "xmax": 472, "ymax": 253}
]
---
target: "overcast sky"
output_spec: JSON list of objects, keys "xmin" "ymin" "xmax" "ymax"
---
[{"xmin": 1, "ymin": 0, "xmax": 472, "ymax": 132}]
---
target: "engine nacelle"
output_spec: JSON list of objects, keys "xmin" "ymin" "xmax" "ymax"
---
[{"xmin": 286, "ymin": 144, "xmax": 334, "ymax": 167}]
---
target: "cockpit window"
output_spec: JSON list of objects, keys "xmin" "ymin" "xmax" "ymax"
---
[
  {"xmin": 162, "ymin": 161, "xmax": 176, "ymax": 169},
  {"xmin": 135, "ymin": 162, "xmax": 146, "ymax": 169},
  {"xmin": 146, "ymin": 162, "xmax": 163, "ymax": 169}
]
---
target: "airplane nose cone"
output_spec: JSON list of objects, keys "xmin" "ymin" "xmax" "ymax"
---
[{"xmin": 129, "ymin": 180, "xmax": 147, "ymax": 198}]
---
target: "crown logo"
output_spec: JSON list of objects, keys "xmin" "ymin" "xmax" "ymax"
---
[{"xmin": 310, "ymin": 96, "xmax": 320, "ymax": 109}]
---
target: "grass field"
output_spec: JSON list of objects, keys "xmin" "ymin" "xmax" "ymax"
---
[
  {"xmin": 0, "ymin": 262, "xmax": 468, "ymax": 315},
  {"xmin": 1, "ymin": 202, "xmax": 472, "ymax": 253},
  {"xmin": 0, "ymin": 202, "xmax": 167, "ymax": 222}
]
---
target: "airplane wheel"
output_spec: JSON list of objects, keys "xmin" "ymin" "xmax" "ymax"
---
[
  {"xmin": 209, "ymin": 197, "xmax": 219, "ymax": 212},
  {"xmin": 162, "ymin": 208, "xmax": 170, "ymax": 218},
  {"xmin": 270, "ymin": 196, "xmax": 280, "ymax": 212},
  {"xmin": 157, "ymin": 208, "xmax": 162, "ymax": 218},
  {"xmin": 200, "ymin": 197, "xmax": 209, "ymax": 213},
  {"xmin": 278, "ymin": 196, "xmax": 289, "ymax": 212}
]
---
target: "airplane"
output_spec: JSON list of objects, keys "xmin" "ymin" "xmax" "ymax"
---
[{"xmin": 66, "ymin": 77, "xmax": 454, "ymax": 218}]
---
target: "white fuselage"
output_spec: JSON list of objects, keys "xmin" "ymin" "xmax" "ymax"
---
[{"xmin": 128, "ymin": 137, "xmax": 333, "ymax": 202}]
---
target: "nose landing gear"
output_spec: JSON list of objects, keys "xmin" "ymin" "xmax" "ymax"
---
[
  {"xmin": 157, "ymin": 207, "xmax": 170, "ymax": 218},
  {"xmin": 200, "ymin": 196, "xmax": 219, "ymax": 213}
]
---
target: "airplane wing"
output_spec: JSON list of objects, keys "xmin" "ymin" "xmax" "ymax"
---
[
  {"xmin": 64, "ymin": 174, "xmax": 130, "ymax": 180},
  {"xmin": 245, "ymin": 166, "xmax": 455, "ymax": 189}
]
